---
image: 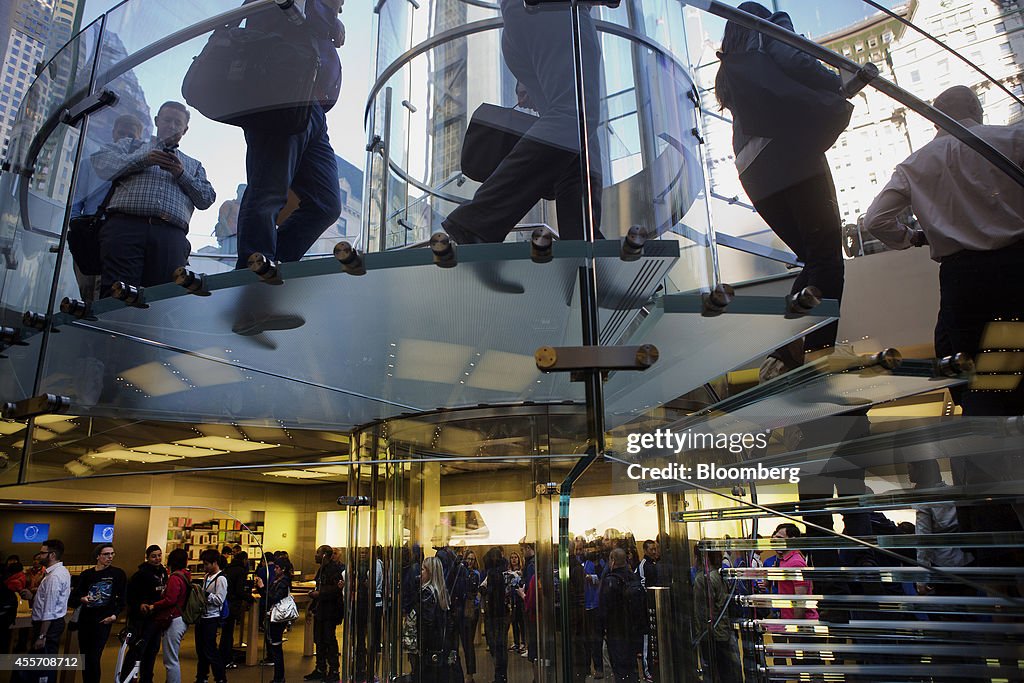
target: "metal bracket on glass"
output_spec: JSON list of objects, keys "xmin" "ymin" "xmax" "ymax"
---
[
  {"xmin": 59, "ymin": 297, "xmax": 95, "ymax": 320},
  {"xmin": 334, "ymin": 241, "xmax": 367, "ymax": 276},
  {"xmin": 1, "ymin": 393, "xmax": 71, "ymax": 420},
  {"xmin": 273, "ymin": 0, "xmax": 305, "ymax": 25},
  {"xmin": 111, "ymin": 282, "xmax": 148, "ymax": 308},
  {"xmin": 21, "ymin": 311, "xmax": 55, "ymax": 333},
  {"xmin": 173, "ymin": 267, "xmax": 212, "ymax": 296},
  {"xmin": 0, "ymin": 326, "xmax": 27, "ymax": 359},
  {"xmin": 691, "ymin": 127, "xmax": 704, "ymax": 145},
  {"xmin": 248, "ymin": 253, "xmax": 284, "ymax": 285},
  {"xmin": 935, "ymin": 352, "xmax": 974, "ymax": 377},
  {"xmin": 842, "ymin": 62, "xmax": 880, "ymax": 98},
  {"xmin": 61, "ymin": 89, "xmax": 118, "ymax": 127},
  {"xmin": 366, "ymin": 135, "xmax": 383, "ymax": 154},
  {"xmin": 620, "ymin": 225, "xmax": 650, "ymax": 262},
  {"xmin": 535, "ymin": 344, "xmax": 659, "ymax": 382},
  {"xmin": 429, "ymin": 232, "xmax": 458, "ymax": 268},
  {"xmin": 702, "ymin": 283, "xmax": 735, "ymax": 317},
  {"xmin": 535, "ymin": 482, "xmax": 559, "ymax": 496},
  {"xmin": 336, "ymin": 495, "xmax": 370, "ymax": 507},
  {"xmin": 784, "ymin": 286, "xmax": 823, "ymax": 317},
  {"xmin": 530, "ymin": 227, "xmax": 555, "ymax": 264}
]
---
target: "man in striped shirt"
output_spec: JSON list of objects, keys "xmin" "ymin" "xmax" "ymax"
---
[{"xmin": 91, "ymin": 100, "xmax": 216, "ymax": 297}]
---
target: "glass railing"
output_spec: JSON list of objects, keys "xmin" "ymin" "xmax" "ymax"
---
[{"xmin": 0, "ymin": 1, "xmax": 1020, "ymax": 681}]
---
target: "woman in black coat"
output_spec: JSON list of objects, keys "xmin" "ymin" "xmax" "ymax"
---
[{"xmin": 716, "ymin": 1, "xmax": 846, "ymax": 373}]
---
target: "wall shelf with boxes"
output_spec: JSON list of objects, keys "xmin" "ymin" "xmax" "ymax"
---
[{"xmin": 166, "ymin": 513, "xmax": 265, "ymax": 571}]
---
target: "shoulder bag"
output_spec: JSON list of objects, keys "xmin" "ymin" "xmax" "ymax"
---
[
  {"xmin": 182, "ymin": 18, "xmax": 320, "ymax": 134},
  {"xmin": 717, "ymin": 37, "xmax": 853, "ymax": 153}
]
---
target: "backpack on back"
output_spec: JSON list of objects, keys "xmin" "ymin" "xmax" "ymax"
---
[
  {"xmin": 178, "ymin": 573, "xmax": 206, "ymax": 625},
  {"xmin": 608, "ymin": 571, "xmax": 649, "ymax": 639}
]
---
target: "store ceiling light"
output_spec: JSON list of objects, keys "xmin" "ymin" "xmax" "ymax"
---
[
  {"xmin": 395, "ymin": 339, "xmax": 474, "ymax": 383},
  {"xmin": 121, "ymin": 362, "xmax": 189, "ymax": 396},
  {"xmin": 262, "ymin": 469, "xmax": 331, "ymax": 479},
  {"xmin": 34, "ymin": 414, "xmax": 78, "ymax": 425},
  {"xmin": 169, "ymin": 350, "xmax": 244, "ymax": 387},
  {"xmin": 195, "ymin": 424, "xmax": 246, "ymax": 439},
  {"xmin": 975, "ymin": 351, "xmax": 1024, "ymax": 373},
  {"xmin": 84, "ymin": 449, "xmax": 182, "ymax": 463},
  {"xmin": 138, "ymin": 443, "xmax": 228, "ymax": 458},
  {"xmin": 466, "ymin": 350, "xmax": 538, "ymax": 392},
  {"xmin": 970, "ymin": 375, "xmax": 1022, "ymax": 391},
  {"xmin": 979, "ymin": 321, "xmax": 1024, "ymax": 350},
  {"xmin": 0, "ymin": 421, "xmax": 26, "ymax": 435},
  {"xmin": 174, "ymin": 436, "xmax": 275, "ymax": 452}
]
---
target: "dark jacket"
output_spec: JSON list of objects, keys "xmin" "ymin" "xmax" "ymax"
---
[
  {"xmin": 244, "ymin": 0, "xmax": 343, "ymax": 111},
  {"xmin": 71, "ymin": 566, "xmax": 127, "ymax": 624},
  {"xmin": 728, "ymin": 11, "xmax": 842, "ymax": 157},
  {"xmin": 419, "ymin": 586, "xmax": 456, "ymax": 664},
  {"xmin": 312, "ymin": 560, "xmax": 345, "ymax": 623},
  {"xmin": 222, "ymin": 560, "xmax": 251, "ymax": 616},
  {"xmin": 599, "ymin": 566, "xmax": 646, "ymax": 649},
  {"xmin": 481, "ymin": 563, "xmax": 507, "ymax": 621},
  {"xmin": 126, "ymin": 562, "xmax": 168, "ymax": 621}
]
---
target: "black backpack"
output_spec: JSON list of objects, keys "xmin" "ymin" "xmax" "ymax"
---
[
  {"xmin": 436, "ymin": 549, "xmax": 469, "ymax": 612},
  {"xmin": 607, "ymin": 571, "xmax": 650, "ymax": 639}
]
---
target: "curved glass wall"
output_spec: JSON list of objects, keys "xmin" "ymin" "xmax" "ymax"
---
[{"xmin": 0, "ymin": 0, "xmax": 1021, "ymax": 681}]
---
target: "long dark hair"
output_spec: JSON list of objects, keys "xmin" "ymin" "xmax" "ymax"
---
[{"xmin": 715, "ymin": 1, "xmax": 773, "ymax": 111}]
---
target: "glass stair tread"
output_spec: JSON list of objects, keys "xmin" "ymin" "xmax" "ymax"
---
[
  {"xmin": 699, "ymin": 531, "xmax": 1024, "ymax": 550},
  {"xmin": 641, "ymin": 357, "xmax": 966, "ymax": 444},
  {"xmin": 725, "ymin": 566, "xmax": 1024, "ymax": 584},
  {"xmin": 604, "ymin": 297, "xmax": 838, "ymax": 427}
]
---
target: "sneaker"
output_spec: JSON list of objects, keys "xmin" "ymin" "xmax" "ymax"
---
[{"xmin": 303, "ymin": 672, "xmax": 324, "ymax": 681}]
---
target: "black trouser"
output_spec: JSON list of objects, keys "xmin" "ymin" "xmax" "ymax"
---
[
  {"xmin": 746, "ymin": 160, "xmax": 844, "ymax": 357},
  {"xmin": 510, "ymin": 599, "xmax": 524, "ymax": 649},
  {"xmin": 460, "ymin": 606, "xmax": 479, "ymax": 676},
  {"xmin": 354, "ymin": 604, "xmax": 369, "ymax": 676},
  {"xmin": 78, "ymin": 619, "xmax": 113, "ymax": 683},
  {"xmin": 267, "ymin": 620, "xmax": 287, "ymax": 682},
  {"xmin": 219, "ymin": 611, "xmax": 238, "ymax": 667},
  {"xmin": 584, "ymin": 608, "xmax": 603, "ymax": 674},
  {"xmin": 484, "ymin": 615, "xmax": 508, "ymax": 682},
  {"xmin": 195, "ymin": 617, "xmax": 225, "ymax": 682},
  {"xmin": 443, "ymin": 0, "xmax": 603, "ymax": 243},
  {"xmin": 700, "ymin": 634, "xmax": 742, "ymax": 683},
  {"xmin": 313, "ymin": 614, "xmax": 340, "ymax": 675},
  {"xmin": 606, "ymin": 637, "xmax": 638, "ymax": 683},
  {"xmin": 939, "ymin": 246, "xmax": 1024, "ymax": 564},
  {"xmin": 99, "ymin": 213, "xmax": 191, "ymax": 298},
  {"xmin": 126, "ymin": 617, "xmax": 160, "ymax": 683},
  {"xmin": 0, "ymin": 609, "xmax": 13, "ymax": 654}
]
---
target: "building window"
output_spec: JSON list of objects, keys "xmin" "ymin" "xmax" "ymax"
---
[
  {"xmin": 868, "ymin": 37, "xmax": 878, "ymax": 48},
  {"xmin": 843, "ymin": 46, "xmax": 852, "ymax": 56},
  {"xmin": 995, "ymin": 21, "xmax": 1006, "ymax": 34},
  {"xmin": 910, "ymin": 70, "xmax": 921, "ymax": 83},
  {"xmin": 882, "ymin": 31, "xmax": 894, "ymax": 43},
  {"xmin": 906, "ymin": 47, "xmax": 917, "ymax": 60},
  {"xmin": 966, "ymin": 29, "xmax": 977, "ymax": 42},
  {"xmin": 855, "ymin": 41, "xmax": 865, "ymax": 52},
  {"xmin": 937, "ymin": 58, "xmax": 949, "ymax": 75},
  {"xmin": 1000, "ymin": 42, "xmax": 1013, "ymax": 55}
]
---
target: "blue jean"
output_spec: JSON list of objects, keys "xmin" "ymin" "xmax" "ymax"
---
[
  {"xmin": 195, "ymin": 617, "xmax": 225, "ymax": 682},
  {"xmin": 235, "ymin": 103, "xmax": 341, "ymax": 269}
]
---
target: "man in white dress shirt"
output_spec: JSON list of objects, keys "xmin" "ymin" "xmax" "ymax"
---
[{"xmin": 19, "ymin": 539, "xmax": 72, "ymax": 683}]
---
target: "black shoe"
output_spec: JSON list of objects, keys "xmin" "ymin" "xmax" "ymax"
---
[
  {"xmin": 303, "ymin": 672, "xmax": 324, "ymax": 681},
  {"xmin": 442, "ymin": 220, "xmax": 487, "ymax": 245},
  {"xmin": 231, "ymin": 313, "xmax": 306, "ymax": 336},
  {"xmin": 323, "ymin": 672, "xmax": 340, "ymax": 683}
]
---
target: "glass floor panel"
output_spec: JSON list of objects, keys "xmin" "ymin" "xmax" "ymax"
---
[{"xmin": 605, "ymin": 294, "xmax": 839, "ymax": 427}]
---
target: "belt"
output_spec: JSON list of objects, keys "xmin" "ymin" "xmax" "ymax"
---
[{"xmin": 107, "ymin": 211, "xmax": 179, "ymax": 228}]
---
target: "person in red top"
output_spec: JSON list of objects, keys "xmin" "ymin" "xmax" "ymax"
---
[
  {"xmin": 142, "ymin": 548, "xmax": 190, "ymax": 683},
  {"xmin": 772, "ymin": 524, "xmax": 819, "ymax": 621}
]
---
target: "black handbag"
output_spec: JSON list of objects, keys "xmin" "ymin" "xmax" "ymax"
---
[
  {"xmin": 67, "ymin": 181, "xmax": 118, "ymax": 277},
  {"xmin": 718, "ymin": 43, "xmax": 852, "ymax": 153},
  {"xmin": 461, "ymin": 104, "xmax": 554, "ymax": 199},
  {"xmin": 181, "ymin": 24, "xmax": 320, "ymax": 135}
]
